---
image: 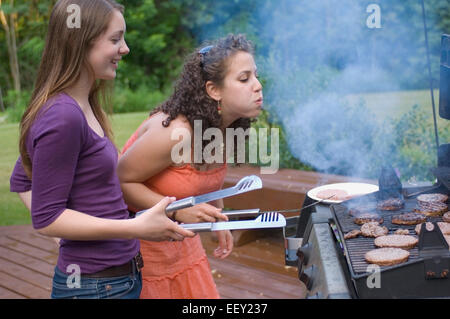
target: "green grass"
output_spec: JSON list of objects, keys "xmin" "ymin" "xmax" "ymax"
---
[
  {"xmin": 345, "ymin": 89, "xmax": 441, "ymax": 121},
  {"xmin": 0, "ymin": 111, "xmax": 148, "ymax": 226}
]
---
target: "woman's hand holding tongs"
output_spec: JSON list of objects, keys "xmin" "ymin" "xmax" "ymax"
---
[
  {"xmin": 174, "ymin": 203, "xmax": 229, "ymax": 224},
  {"xmin": 132, "ymin": 197, "xmax": 195, "ymax": 242}
]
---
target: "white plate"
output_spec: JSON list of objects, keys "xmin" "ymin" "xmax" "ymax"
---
[{"xmin": 307, "ymin": 182, "xmax": 379, "ymax": 204}]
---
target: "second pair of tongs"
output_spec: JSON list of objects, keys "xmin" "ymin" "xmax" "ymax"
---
[{"xmin": 181, "ymin": 212, "xmax": 286, "ymax": 232}]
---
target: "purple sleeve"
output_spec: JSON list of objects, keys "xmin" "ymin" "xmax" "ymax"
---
[
  {"xmin": 10, "ymin": 157, "xmax": 32, "ymax": 192},
  {"xmin": 29, "ymin": 103, "xmax": 85, "ymax": 229}
]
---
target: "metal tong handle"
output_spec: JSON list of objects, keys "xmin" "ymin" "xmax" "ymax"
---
[
  {"xmin": 181, "ymin": 212, "xmax": 286, "ymax": 232},
  {"xmin": 165, "ymin": 175, "xmax": 262, "ymax": 212}
]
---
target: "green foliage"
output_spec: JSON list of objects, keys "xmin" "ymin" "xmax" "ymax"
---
[
  {"xmin": 112, "ymin": 85, "xmax": 168, "ymax": 114},
  {"xmin": 386, "ymin": 104, "xmax": 450, "ymax": 182},
  {"xmin": 116, "ymin": 0, "xmax": 195, "ymax": 91},
  {"xmin": 4, "ymin": 90, "xmax": 30, "ymax": 123}
]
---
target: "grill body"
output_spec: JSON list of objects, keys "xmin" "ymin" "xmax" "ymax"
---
[{"xmin": 330, "ymin": 186, "xmax": 450, "ymax": 298}]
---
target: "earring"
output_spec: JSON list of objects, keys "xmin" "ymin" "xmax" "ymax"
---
[{"xmin": 217, "ymin": 100, "xmax": 222, "ymax": 115}]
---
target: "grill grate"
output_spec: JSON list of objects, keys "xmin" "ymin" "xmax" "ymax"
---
[{"xmin": 332, "ymin": 190, "xmax": 448, "ymax": 275}]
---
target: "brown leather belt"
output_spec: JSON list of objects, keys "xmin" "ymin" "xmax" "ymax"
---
[{"xmin": 82, "ymin": 252, "xmax": 144, "ymax": 278}]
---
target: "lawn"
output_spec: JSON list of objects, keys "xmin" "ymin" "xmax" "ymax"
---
[
  {"xmin": 345, "ymin": 89, "xmax": 441, "ymax": 121},
  {"xmin": 0, "ymin": 111, "xmax": 148, "ymax": 226}
]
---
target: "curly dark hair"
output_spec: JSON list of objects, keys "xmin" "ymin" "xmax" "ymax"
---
[{"xmin": 151, "ymin": 34, "xmax": 257, "ymax": 164}]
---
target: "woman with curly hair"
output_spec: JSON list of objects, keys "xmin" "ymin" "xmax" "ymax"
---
[{"xmin": 117, "ymin": 34, "xmax": 263, "ymax": 298}]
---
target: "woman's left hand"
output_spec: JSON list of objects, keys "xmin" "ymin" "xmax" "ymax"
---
[{"xmin": 213, "ymin": 230, "xmax": 233, "ymax": 259}]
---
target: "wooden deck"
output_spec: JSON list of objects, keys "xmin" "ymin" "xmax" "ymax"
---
[{"xmin": 0, "ymin": 225, "xmax": 305, "ymax": 299}]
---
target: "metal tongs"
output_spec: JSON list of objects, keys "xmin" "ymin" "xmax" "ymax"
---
[
  {"xmin": 181, "ymin": 212, "xmax": 286, "ymax": 232},
  {"xmin": 135, "ymin": 175, "xmax": 262, "ymax": 218},
  {"xmin": 165, "ymin": 174, "xmax": 262, "ymax": 212}
]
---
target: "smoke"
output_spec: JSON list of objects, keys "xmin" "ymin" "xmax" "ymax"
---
[{"xmin": 192, "ymin": 0, "xmax": 442, "ymax": 179}]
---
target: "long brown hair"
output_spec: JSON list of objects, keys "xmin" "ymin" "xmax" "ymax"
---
[
  {"xmin": 152, "ymin": 34, "xmax": 256, "ymax": 163},
  {"xmin": 19, "ymin": 0, "xmax": 124, "ymax": 178}
]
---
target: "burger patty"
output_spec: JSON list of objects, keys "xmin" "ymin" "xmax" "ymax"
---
[
  {"xmin": 365, "ymin": 247, "xmax": 410, "ymax": 266},
  {"xmin": 413, "ymin": 201, "xmax": 448, "ymax": 217},
  {"xmin": 443, "ymin": 212, "xmax": 450, "ymax": 223},
  {"xmin": 344, "ymin": 229, "xmax": 362, "ymax": 240},
  {"xmin": 316, "ymin": 189, "xmax": 349, "ymax": 201},
  {"xmin": 391, "ymin": 212, "xmax": 426, "ymax": 225},
  {"xmin": 394, "ymin": 229, "xmax": 410, "ymax": 235},
  {"xmin": 377, "ymin": 198, "xmax": 404, "ymax": 211},
  {"xmin": 361, "ymin": 222, "xmax": 389, "ymax": 238},
  {"xmin": 348, "ymin": 204, "xmax": 377, "ymax": 217},
  {"xmin": 374, "ymin": 234, "xmax": 418, "ymax": 250},
  {"xmin": 353, "ymin": 212, "xmax": 383, "ymax": 225},
  {"xmin": 417, "ymin": 193, "xmax": 448, "ymax": 204}
]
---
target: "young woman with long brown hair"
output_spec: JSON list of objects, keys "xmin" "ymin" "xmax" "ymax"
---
[
  {"xmin": 118, "ymin": 34, "xmax": 263, "ymax": 298},
  {"xmin": 9, "ymin": 0, "xmax": 193, "ymax": 299}
]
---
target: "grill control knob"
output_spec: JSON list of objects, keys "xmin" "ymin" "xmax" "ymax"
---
[
  {"xmin": 299, "ymin": 265, "xmax": 315, "ymax": 290},
  {"xmin": 297, "ymin": 243, "xmax": 312, "ymax": 275}
]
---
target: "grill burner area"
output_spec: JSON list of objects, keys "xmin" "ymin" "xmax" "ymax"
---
[
  {"xmin": 330, "ymin": 186, "xmax": 450, "ymax": 298},
  {"xmin": 332, "ymin": 194, "xmax": 443, "ymax": 275}
]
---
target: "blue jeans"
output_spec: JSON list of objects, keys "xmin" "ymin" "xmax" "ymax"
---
[{"xmin": 51, "ymin": 266, "xmax": 142, "ymax": 299}]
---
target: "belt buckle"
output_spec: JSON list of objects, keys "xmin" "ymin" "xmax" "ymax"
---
[{"xmin": 134, "ymin": 252, "xmax": 144, "ymax": 271}]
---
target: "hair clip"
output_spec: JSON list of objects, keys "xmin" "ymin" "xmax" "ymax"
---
[
  {"xmin": 199, "ymin": 45, "xmax": 214, "ymax": 67},
  {"xmin": 199, "ymin": 45, "xmax": 213, "ymax": 55}
]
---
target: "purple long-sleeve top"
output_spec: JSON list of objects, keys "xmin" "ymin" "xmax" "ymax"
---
[{"xmin": 10, "ymin": 93, "xmax": 139, "ymax": 274}]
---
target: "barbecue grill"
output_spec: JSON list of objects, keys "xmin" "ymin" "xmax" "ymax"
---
[{"xmin": 283, "ymin": 34, "xmax": 450, "ymax": 299}]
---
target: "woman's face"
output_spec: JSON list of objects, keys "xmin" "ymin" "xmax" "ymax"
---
[
  {"xmin": 218, "ymin": 51, "xmax": 263, "ymax": 121},
  {"xmin": 87, "ymin": 10, "xmax": 129, "ymax": 80}
]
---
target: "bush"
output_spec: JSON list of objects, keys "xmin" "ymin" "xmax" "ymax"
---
[
  {"xmin": 5, "ymin": 90, "xmax": 30, "ymax": 123},
  {"xmin": 112, "ymin": 86, "xmax": 169, "ymax": 114},
  {"xmin": 386, "ymin": 104, "xmax": 450, "ymax": 182}
]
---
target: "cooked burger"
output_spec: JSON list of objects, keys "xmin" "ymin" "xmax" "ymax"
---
[
  {"xmin": 353, "ymin": 212, "xmax": 384, "ymax": 225},
  {"xmin": 365, "ymin": 248, "xmax": 410, "ymax": 266},
  {"xmin": 361, "ymin": 221, "xmax": 389, "ymax": 238},
  {"xmin": 344, "ymin": 229, "xmax": 362, "ymax": 240},
  {"xmin": 417, "ymin": 193, "xmax": 448, "ymax": 204},
  {"xmin": 374, "ymin": 235, "xmax": 418, "ymax": 250},
  {"xmin": 443, "ymin": 212, "xmax": 450, "ymax": 223},
  {"xmin": 414, "ymin": 201, "xmax": 448, "ymax": 217},
  {"xmin": 377, "ymin": 198, "xmax": 404, "ymax": 211},
  {"xmin": 391, "ymin": 212, "xmax": 426, "ymax": 225}
]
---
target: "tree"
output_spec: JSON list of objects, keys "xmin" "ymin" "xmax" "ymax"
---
[{"xmin": 0, "ymin": 0, "xmax": 21, "ymax": 93}]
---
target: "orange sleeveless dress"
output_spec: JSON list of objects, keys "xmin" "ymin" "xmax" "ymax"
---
[{"xmin": 121, "ymin": 117, "xmax": 226, "ymax": 299}]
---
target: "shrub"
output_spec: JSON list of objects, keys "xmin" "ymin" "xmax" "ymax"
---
[{"xmin": 113, "ymin": 86, "xmax": 169, "ymax": 114}]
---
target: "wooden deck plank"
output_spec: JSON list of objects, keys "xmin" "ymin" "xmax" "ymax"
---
[
  {"xmin": 0, "ymin": 271, "xmax": 50, "ymax": 299},
  {"xmin": 209, "ymin": 258, "xmax": 302, "ymax": 299},
  {"xmin": 0, "ymin": 257, "xmax": 52, "ymax": 291},
  {"xmin": 0, "ymin": 286, "xmax": 26, "ymax": 299},
  {"xmin": 0, "ymin": 246, "xmax": 55, "ymax": 277},
  {"xmin": 0, "ymin": 236, "xmax": 58, "ymax": 264},
  {"xmin": 7, "ymin": 232, "xmax": 58, "ymax": 253},
  {"xmin": 201, "ymin": 232, "xmax": 298, "ymax": 278},
  {"xmin": 0, "ymin": 225, "xmax": 305, "ymax": 299}
]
